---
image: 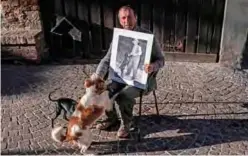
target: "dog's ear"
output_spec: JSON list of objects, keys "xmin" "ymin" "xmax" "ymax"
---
[
  {"xmin": 95, "ymin": 78, "xmax": 106, "ymax": 92},
  {"xmin": 84, "ymin": 79, "xmax": 93, "ymax": 88}
]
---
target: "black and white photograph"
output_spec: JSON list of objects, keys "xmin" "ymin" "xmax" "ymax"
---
[{"xmin": 110, "ymin": 28, "xmax": 154, "ymax": 89}]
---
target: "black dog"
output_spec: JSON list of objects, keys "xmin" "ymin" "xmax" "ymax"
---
[{"xmin": 49, "ymin": 90, "xmax": 77, "ymax": 128}]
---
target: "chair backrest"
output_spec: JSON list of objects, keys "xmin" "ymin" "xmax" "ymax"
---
[{"xmin": 141, "ymin": 71, "xmax": 159, "ymax": 95}]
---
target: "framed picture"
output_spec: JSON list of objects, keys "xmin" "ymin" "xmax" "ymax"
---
[{"xmin": 109, "ymin": 28, "xmax": 154, "ymax": 90}]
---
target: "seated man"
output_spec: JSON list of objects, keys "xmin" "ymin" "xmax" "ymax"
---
[{"xmin": 90, "ymin": 5, "xmax": 165, "ymax": 138}]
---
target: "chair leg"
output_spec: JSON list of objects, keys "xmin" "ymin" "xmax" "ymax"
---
[
  {"xmin": 153, "ymin": 90, "xmax": 161, "ymax": 124},
  {"xmin": 153, "ymin": 90, "xmax": 159, "ymax": 116},
  {"xmin": 137, "ymin": 91, "xmax": 143, "ymax": 142}
]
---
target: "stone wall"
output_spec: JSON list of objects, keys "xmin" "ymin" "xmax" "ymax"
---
[
  {"xmin": 220, "ymin": 0, "xmax": 248, "ymax": 70},
  {"xmin": 1, "ymin": 0, "xmax": 44, "ymax": 63}
]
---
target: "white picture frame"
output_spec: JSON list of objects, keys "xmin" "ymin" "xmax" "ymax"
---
[{"xmin": 109, "ymin": 28, "xmax": 154, "ymax": 90}]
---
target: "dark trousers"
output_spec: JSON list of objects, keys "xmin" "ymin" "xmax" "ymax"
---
[{"xmin": 106, "ymin": 81, "xmax": 141, "ymax": 129}]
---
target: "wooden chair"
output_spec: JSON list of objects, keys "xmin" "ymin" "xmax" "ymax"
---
[{"xmin": 136, "ymin": 72, "xmax": 160, "ymax": 142}]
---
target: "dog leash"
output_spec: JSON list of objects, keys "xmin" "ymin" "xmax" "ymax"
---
[
  {"xmin": 82, "ymin": 65, "xmax": 91, "ymax": 78},
  {"xmin": 82, "ymin": 70, "xmax": 90, "ymax": 78}
]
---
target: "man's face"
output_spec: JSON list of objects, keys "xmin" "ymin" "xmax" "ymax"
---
[{"xmin": 118, "ymin": 8, "xmax": 137, "ymax": 30}]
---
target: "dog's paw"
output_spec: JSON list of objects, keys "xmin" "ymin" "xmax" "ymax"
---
[{"xmin": 80, "ymin": 145, "xmax": 89, "ymax": 153}]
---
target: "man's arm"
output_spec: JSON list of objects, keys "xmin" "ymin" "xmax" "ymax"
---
[
  {"xmin": 94, "ymin": 43, "xmax": 112, "ymax": 79},
  {"xmin": 151, "ymin": 37, "xmax": 165, "ymax": 72}
]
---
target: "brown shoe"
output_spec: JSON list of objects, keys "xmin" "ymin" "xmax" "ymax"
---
[
  {"xmin": 96, "ymin": 120, "xmax": 118, "ymax": 130},
  {"xmin": 117, "ymin": 126, "xmax": 129, "ymax": 138}
]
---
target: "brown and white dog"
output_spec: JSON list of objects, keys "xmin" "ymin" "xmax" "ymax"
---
[{"xmin": 51, "ymin": 77, "xmax": 117, "ymax": 153}]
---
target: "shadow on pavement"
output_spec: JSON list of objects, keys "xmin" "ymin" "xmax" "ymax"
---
[
  {"xmin": 1, "ymin": 148, "xmax": 82, "ymax": 155},
  {"xmin": 101, "ymin": 114, "xmax": 248, "ymax": 154},
  {"xmin": 1, "ymin": 65, "xmax": 51, "ymax": 96},
  {"xmin": 242, "ymin": 103, "xmax": 248, "ymax": 109},
  {"xmin": 1, "ymin": 64, "xmax": 94, "ymax": 96}
]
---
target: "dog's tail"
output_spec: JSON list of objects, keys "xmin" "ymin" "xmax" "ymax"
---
[
  {"xmin": 51, "ymin": 126, "xmax": 66, "ymax": 143},
  {"xmin": 48, "ymin": 89, "xmax": 59, "ymax": 102}
]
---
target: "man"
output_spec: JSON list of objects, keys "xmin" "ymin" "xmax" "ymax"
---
[
  {"xmin": 124, "ymin": 39, "xmax": 142, "ymax": 80},
  {"xmin": 90, "ymin": 5, "xmax": 165, "ymax": 138}
]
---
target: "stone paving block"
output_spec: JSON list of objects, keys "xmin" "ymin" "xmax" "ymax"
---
[
  {"xmin": 8, "ymin": 141, "xmax": 19, "ymax": 149},
  {"xmin": 6, "ymin": 148, "xmax": 19, "ymax": 155},
  {"xmin": 22, "ymin": 133, "xmax": 33, "ymax": 141},
  {"xmin": 30, "ymin": 141, "xmax": 41, "ymax": 150},
  {"xmin": 1, "ymin": 142, "xmax": 7, "ymax": 150}
]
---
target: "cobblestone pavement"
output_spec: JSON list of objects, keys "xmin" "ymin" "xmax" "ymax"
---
[{"xmin": 1, "ymin": 62, "xmax": 248, "ymax": 155}]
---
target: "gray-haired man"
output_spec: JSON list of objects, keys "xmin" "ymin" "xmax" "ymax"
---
[{"xmin": 91, "ymin": 5, "xmax": 165, "ymax": 138}]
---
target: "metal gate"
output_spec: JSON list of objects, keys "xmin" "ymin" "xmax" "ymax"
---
[{"xmin": 39, "ymin": 0, "xmax": 226, "ymax": 62}]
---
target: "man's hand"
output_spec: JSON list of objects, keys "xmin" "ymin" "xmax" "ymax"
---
[
  {"xmin": 144, "ymin": 64, "xmax": 155, "ymax": 74},
  {"xmin": 90, "ymin": 73, "xmax": 100, "ymax": 81}
]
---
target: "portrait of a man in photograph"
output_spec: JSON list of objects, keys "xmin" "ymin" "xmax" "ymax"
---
[
  {"xmin": 115, "ymin": 35, "xmax": 147, "ymax": 81},
  {"xmin": 109, "ymin": 28, "xmax": 154, "ymax": 90}
]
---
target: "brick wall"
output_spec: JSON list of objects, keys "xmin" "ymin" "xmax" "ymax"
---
[
  {"xmin": 218, "ymin": 0, "xmax": 248, "ymax": 69},
  {"xmin": 1, "ymin": 0, "xmax": 44, "ymax": 63}
]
